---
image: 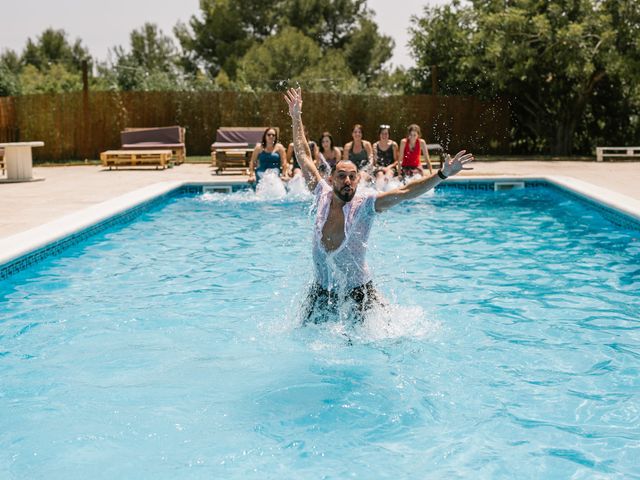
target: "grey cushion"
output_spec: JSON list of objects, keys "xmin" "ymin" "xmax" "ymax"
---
[{"xmin": 121, "ymin": 126, "xmax": 182, "ymax": 146}]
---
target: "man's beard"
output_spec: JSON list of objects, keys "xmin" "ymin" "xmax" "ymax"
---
[{"xmin": 334, "ymin": 185, "xmax": 356, "ymax": 202}]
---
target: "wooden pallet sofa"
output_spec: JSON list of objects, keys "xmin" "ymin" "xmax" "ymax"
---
[
  {"xmin": 211, "ymin": 127, "xmax": 276, "ymax": 175},
  {"xmin": 596, "ymin": 146, "xmax": 640, "ymax": 162},
  {"xmin": 120, "ymin": 126, "xmax": 186, "ymax": 164},
  {"xmin": 100, "ymin": 149, "xmax": 173, "ymax": 170}
]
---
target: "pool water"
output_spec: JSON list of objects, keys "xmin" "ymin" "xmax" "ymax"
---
[{"xmin": 1, "ymin": 185, "xmax": 639, "ymax": 479}]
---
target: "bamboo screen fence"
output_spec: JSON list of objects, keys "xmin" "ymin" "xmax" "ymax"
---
[{"xmin": 0, "ymin": 91, "xmax": 510, "ymax": 161}]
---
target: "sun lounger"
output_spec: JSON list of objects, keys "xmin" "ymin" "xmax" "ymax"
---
[
  {"xmin": 211, "ymin": 127, "xmax": 276, "ymax": 175},
  {"xmin": 121, "ymin": 126, "xmax": 186, "ymax": 164},
  {"xmin": 596, "ymin": 146, "xmax": 640, "ymax": 162},
  {"xmin": 423, "ymin": 143, "xmax": 444, "ymax": 173}
]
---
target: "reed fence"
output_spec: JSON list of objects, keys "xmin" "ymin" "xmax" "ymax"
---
[{"xmin": 0, "ymin": 91, "xmax": 510, "ymax": 161}]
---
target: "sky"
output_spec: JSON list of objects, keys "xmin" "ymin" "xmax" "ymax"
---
[{"xmin": 0, "ymin": 0, "xmax": 449, "ymax": 68}]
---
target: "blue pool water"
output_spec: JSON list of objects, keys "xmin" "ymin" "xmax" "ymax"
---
[{"xmin": 1, "ymin": 184, "xmax": 639, "ymax": 479}]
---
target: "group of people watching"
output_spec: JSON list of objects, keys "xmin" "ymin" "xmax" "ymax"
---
[{"xmin": 248, "ymin": 124, "xmax": 435, "ymax": 187}]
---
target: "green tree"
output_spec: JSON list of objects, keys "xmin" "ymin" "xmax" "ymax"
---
[
  {"xmin": 0, "ymin": 50, "xmax": 21, "ymax": 96},
  {"xmin": 1, "ymin": 29, "xmax": 92, "ymax": 95},
  {"xmin": 176, "ymin": 0, "xmax": 394, "ymax": 89},
  {"xmin": 280, "ymin": 0, "xmax": 394, "ymax": 81},
  {"xmin": 1, "ymin": 50, "xmax": 21, "ymax": 74},
  {"xmin": 19, "ymin": 63, "xmax": 83, "ymax": 94},
  {"xmin": 120, "ymin": 23, "xmax": 177, "ymax": 71},
  {"xmin": 21, "ymin": 28, "xmax": 91, "ymax": 73},
  {"xmin": 408, "ymin": 0, "xmax": 640, "ymax": 155},
  {"xmin": 280, "ymin": 0, "xmax": 367, "ymax": 49},
  {"xmin": 174, "ymin": 0, "xmax": 278, "ymax": 79},
  {"xmin": 236, "ymin": 27, "xmax": 358, "ymax": 92},
  {"xmin": 408, "ymin": 1, "xmax": 478, "ymax": 95},
  {"xmin": 343, "ymin": 17, "xmax": 394, "ymax": 81},
  {"xmin": 107, "ymin": 23, "xmax": 186, "ymax": 91}
]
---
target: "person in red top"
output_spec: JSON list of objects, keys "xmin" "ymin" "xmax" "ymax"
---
[{"xmin": 398, "ymin": 124, "xmax": 430, "ymax": 178}]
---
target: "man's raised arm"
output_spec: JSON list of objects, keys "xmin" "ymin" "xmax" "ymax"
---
[
  {"xmin": 284, "ymin": 88, "xmax": 323, "ymax": 191},
  {"xmin": 375, "ymin": 150, "xmax": 474, "ymax": 212}
]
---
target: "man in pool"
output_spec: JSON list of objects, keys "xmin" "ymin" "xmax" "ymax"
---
[{"xmin": 284, "ymin": 88, "xmax": 474, "ymax": 323}]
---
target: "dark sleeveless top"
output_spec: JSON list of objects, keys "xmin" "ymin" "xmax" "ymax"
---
[
  {"xmin": 349, "ymin": 143, "xmax": 369, "ymax": 169},
  {"xmin": 256, "ymin": 149, "xmax": 281, "ymax": 173},
  {"xmin": 376, "ymin": 143, "xmax": 395, "ymax": 167}
]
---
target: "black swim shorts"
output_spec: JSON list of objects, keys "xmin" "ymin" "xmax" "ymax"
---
[{"xmin": 302, "ymin": 281, "xmax": 382, "ymax": 324}]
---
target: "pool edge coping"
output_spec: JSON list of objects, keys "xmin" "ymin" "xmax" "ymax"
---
[
  {"xmin": 1, "ymin": 175, "xmax": 638, "ymax": 277},
  {"xmin": 0, "ymin": 181, "xmax": 182, "ymax": 269}
]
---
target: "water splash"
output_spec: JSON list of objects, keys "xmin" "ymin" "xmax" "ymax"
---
[
  {"xmin": 256, "ymin": 169, "xmax": 287, "ymax": 199},
  {"xmin": 357, "ymin": 303, "xmax": 440, "ymax": 341},
  {"xmin": 286, "ymin": 173, "xmax": 313, "ymax": 199},
  {"xmin": 199, "ymin": 170, "xmax": 312, "ymax": 205},
  {"xmin": 301, "ymin": 301, "xmax": 440, "ymax": 344},
  {"xmin": 276, "ymin": 278, "xmax": 440, "ymax": 344}
]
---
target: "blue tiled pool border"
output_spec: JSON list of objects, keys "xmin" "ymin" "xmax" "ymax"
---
[
  {"xmin": 1, "ymin": 179, "xmax": 638, "ymax": 281},
  {"xmin": 0, "ymin": 190, "xmax": 172, "ymax": 281}
]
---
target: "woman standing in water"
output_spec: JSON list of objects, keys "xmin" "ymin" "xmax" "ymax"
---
[{"xmin": 248, "ymin": 127, "xmax": 288, "ymax": 183}]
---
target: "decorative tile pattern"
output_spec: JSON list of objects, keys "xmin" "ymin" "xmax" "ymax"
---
[
  {"xmin": 436, "ymin": 180, "xmax": 547, "ymax": 191},
  {"xmin": 179, "ymin": 184, "xmax": 251, "ymax": 195},
  {"xmin": 437, "ymin": 181, "xmax": 496, "ymax": 191},
  {"xmin": 180, "ymin": 185, "xmax": 203, "ymax": 195}
]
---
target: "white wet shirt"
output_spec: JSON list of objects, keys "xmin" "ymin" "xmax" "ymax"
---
[{"xmin": 311, "ymin": 180, "xmax": 377, "ymax": 290}]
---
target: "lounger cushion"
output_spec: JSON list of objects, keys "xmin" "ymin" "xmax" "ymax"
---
[
  {"xmin": 122, "ymin": 142, "xmax": 185, "ymax": 149},
  {"xmin": 214, "ymin": 129, "xmax": 264, "ymax": 146},
  {"xmin": 121, "ymin": 126, "xmax": 183, "ymax": 146}
]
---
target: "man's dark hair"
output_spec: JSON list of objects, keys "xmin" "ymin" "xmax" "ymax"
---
[{"xmin": 331, "ymin": 159, "xmax": 358, "ymax": 174}]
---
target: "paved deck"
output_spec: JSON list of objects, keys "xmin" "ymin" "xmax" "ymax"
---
[{"xmin": 1, "ymin": 162, "xmax": 639, "ymax": 239}]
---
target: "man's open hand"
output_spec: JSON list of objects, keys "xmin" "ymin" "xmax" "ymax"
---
[
  {"xmin": 442, "ymin": 150, "xmax": 474, "ymax": 177},
  {"xmin": 284, "ymin": 87, "xmax": 303, "ymax": 118}
]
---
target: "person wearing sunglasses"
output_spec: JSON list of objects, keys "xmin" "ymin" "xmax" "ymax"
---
[
  {"xmin": 372, "ymin": 124, "xmax": 399, "ymax": 188},
  {"xmin": 248, "ymin": 127, "xmax": 288, "ymax": 183}
]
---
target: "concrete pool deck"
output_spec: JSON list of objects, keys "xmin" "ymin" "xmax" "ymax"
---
[{"xmin": 1, "ymin": 161, "xmax": 640, "ymax": 239}]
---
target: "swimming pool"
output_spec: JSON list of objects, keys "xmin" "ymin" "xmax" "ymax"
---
[{"xmin": 1, "ymin": 182, "xmax": 639, "ymax": 478}]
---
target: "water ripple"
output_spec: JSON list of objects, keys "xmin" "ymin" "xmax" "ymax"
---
[{"xmin": 0, "ymin": 186, "xmax": 639, "ymax": 478}]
